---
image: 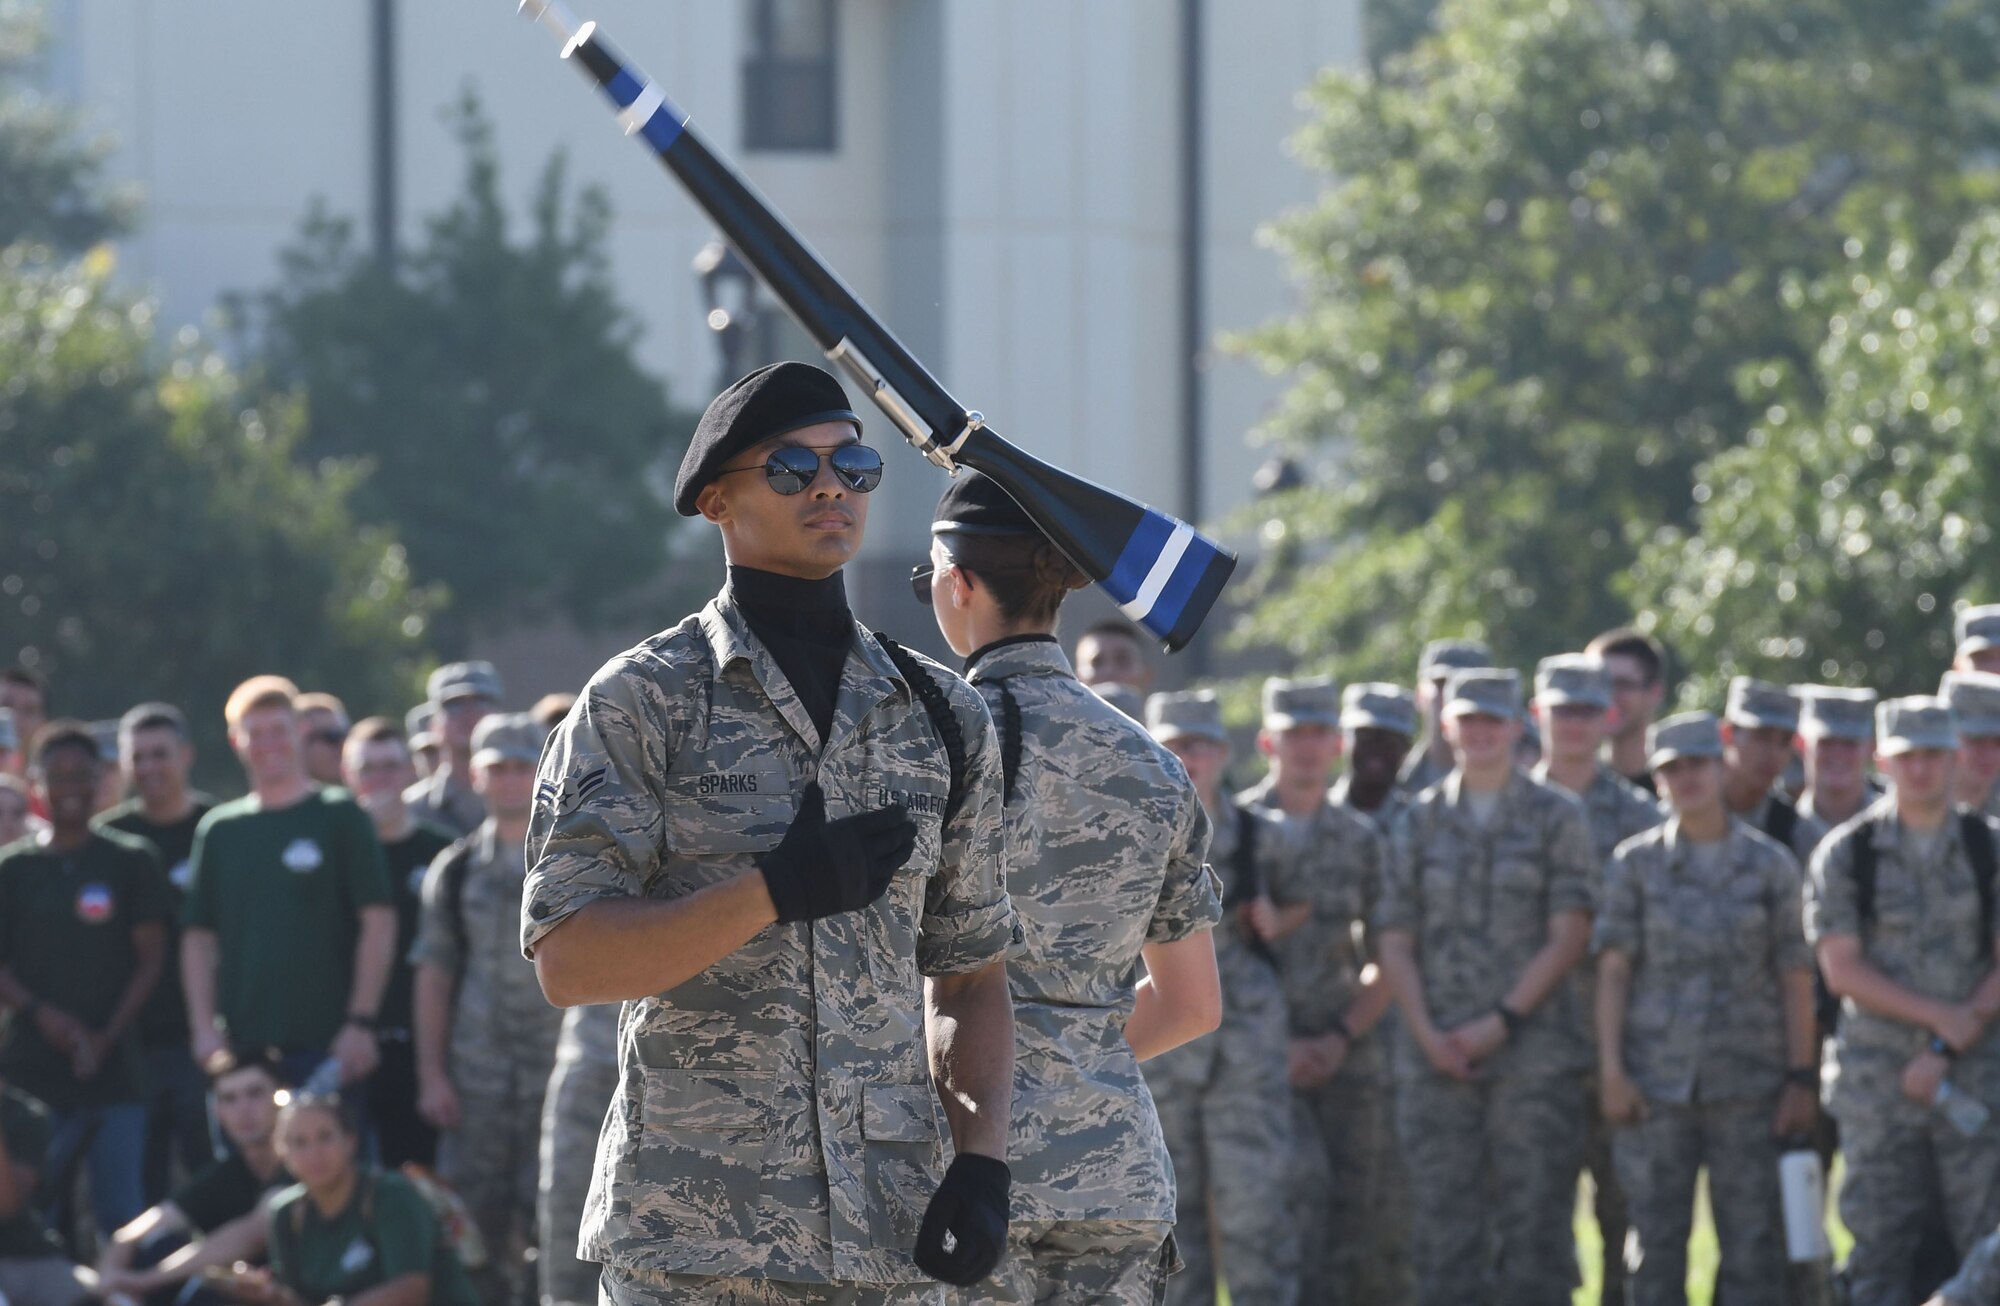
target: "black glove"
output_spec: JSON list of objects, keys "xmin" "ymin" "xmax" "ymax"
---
[
  {"xmin": 757, "ymin": 783, "xmax": 916, "ymax": 924},
  {"xmin": 914, "ymin": 1153, "xmax": 1011, "ymax": 1286}
]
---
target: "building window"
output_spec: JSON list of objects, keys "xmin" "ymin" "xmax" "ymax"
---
[{"xmin": 742, "ymin": 0, "xmax": 837, "ymax": 152}]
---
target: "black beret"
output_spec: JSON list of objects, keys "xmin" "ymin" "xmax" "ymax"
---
[
  {"xmin": 675, "ymin": 361, "xmax": 862, "ymax": 516},
  {"xmin": 932, "ymin": 469, "xmax": 1039, "ymax": 536}
]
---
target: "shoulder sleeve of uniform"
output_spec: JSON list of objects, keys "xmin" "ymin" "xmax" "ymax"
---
[
  {"xmin": 1542, "ymin": 786, "xmax": 1599, "ymax": 916},
  {"xmin": 521, "ymin": 644, "xmax": 688, "ymax": 958},
  {"xmin": 412, "ymin": 839, "xmax": 474, "ymax": 973},
  {"xmin": 1148, "ymin": 777, "xmax": 1223, "ymax": 945},
  {"xmin": 1594, "ymin": 837, "xmax": 1646, "ymax": 956},
  {"xmin": 1374, "ymin": 796, "xmax": 1424, "ymax": 935},
  {"xmin": 1805, "ymin": 821, "xmax": 1860, "ymax": 944},
  {"xmin": 1763, "ymin": 837, "xmax": 1811, "ymax": 972},
  {"xmin": 917, "ymin": 666, "xmax": 1020, "ymax": 977}
]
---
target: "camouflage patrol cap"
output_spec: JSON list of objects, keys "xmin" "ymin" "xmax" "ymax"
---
[
  {"xmin": 1442, "ymin": 668, "xmax": 1519, "ymax": 720},
  {"xmin": 1725, "ymin": 677, "xmax": 1799, "ymax": 733},
  {"xmin": 428, "ymin": 661, "xmax": 503, "ymax": 706},
  {"xmin": 404, "ymin": 703, "xmax": 435, "ymax": 738},
  {"xmin": 1647, "ymin": 711, "xmax": 1723, "ymax": 770},
  {"xmin": 1534, "ymin": 655, "xmax": 1612, "ymax": 710},
  {"xmin": 1877, "ymin": 695, "xmax": 1957, "ymax": 756},
  {"xmin": 1145, "ymin": 690, "xmax": 1228, "ymax": 745},
  {"xmin": 1262, "ymin": 676, "xmax": 1340, "ymax": 731},
  {"xmin": 1956, "ymin": 604, "xmax": 2000, "ymax": 656},
  {"xmin": 1943, "ymin": 670, "xmax": 2000, "ymax": 739},
  {"xmin": 1091, "ymin": 682, "xmax": 1145, "ymax": 721},
  {"xmin": 675, "ymin": 361, "xmax": 862, "ymax": 516},
  {"xmin": 1797, "ymin": 685, "xmax": 1878, "ymax": 742},
  {"xmin": 1341, "ymin": 683, "xmax": 1418, "ymax": 736},
  {"xmin": 1419, "ymin": 638, "xmax": 1493, "ymax": 677},
  {"xmin": 470, "ymin": 712, "xmax": 544, "ymax": 767}
]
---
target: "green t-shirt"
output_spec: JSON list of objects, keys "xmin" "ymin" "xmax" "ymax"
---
[
  {"xmin": 0, "ymin": 1085, "xmax": 61, "ymax": 1258},
  {"xmin": 380, "ymin": 823, "xmax": 454, "ymax": 1035},
  {"xmin": 0, "ymin": 829, "xmax": 170, "ymax": 1108},
  {"xmin": 171, "ymin": 1149, "xmax": 286, "ymax": 1234},
  {"xmin": 98, "ymin": 795, "xmax": 217, "ymax": 1047},
  {"xmin": 267, "ymin": 1169, "xmax": 477, "ymax": 1306},
  {"xmin": 184, "ymin": 789, "xmax": 391, "ymax": 1051}
]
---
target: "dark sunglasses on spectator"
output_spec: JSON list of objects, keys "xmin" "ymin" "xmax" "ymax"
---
[
  {"xmin": 715, "ymin": 444, "xmax": 884, "ymax": 495},
  {"xmin": 911, "ymin": 564, "xmax": 935, "ymax": 606},
  {"xmin": 308, "ymin": 729, "xmax": 348, "ymax": 748}
]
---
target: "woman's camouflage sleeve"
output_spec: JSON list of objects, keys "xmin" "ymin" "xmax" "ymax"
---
[
  {"xmin": 1804, "ymin": 830, "xmax": 1859, "ymax": 945},
  {"xmin": 1768, "ymin": 844, "xmax": 1812, "ymax": 973},
  {"xmin": 521, "ymin": 661, "xmax": 674, "ymax": 958},
  {"xmin": 1593, "ymin": 842, "xmax": 1643, "ymax": 957},
  {"xmin": 1543, "ymin": 796, "xmax": 1598, "ymax": 917},
  {"xmin": 916, "ymin": 687, "xmax": 1022, "ymax": 976},
  {"xmin": 1147, "ymin": 787, "xmax": 1223, "ymax": 945},
  {"xmin": 1374, "ymin": 804, "xmax": 1421, "ymax": 936}
]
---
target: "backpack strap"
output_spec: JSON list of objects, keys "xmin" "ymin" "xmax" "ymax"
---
[
  {"xmin": 1853, "ymin": 818, "xmax": 1879, "ymax": 927},
  {"xmin": 1961, "ymin": 812, "xmax": 1998, "ymax": 952},
  {"xmin": 430, "ymin": 841, "xmax": 479, "ymax": 985},
  {"xmin": 874, "ymin": 636, "xmax": 968, "ymax": 827},
  {"xmin": 1762, "ymin": 793, "xmax": 1799, "ymax": 851},
  {"xmin": 994, "ymin": 684, "xmax": 1024, "ymax": 806},
  {"xmin": 1227, "ymin": 805, "xmax": 1281, "ymax": 967}
]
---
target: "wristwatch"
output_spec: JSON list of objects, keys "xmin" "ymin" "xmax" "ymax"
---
[{"xmin": 343, "ymin": 1011, "xmax": 379, "ymax": 1032}]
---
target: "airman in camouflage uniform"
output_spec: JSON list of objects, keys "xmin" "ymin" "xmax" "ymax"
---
[
  {"xmin": 922, "ymin": 470, "xmax": 1223, "ymax": 1305},
  {"xmin": 1400, "ymin": 640, "xmax": 1493, "ymax": 795},
  {"xmin": 522, "ymin": 362, "xmax": 1021, "ymax": 1306},
  {"xmin": 1331, "ymin": 684, "xmax": 1419, "ymax": 838},
  {"xmin": 1531, "ymin": 654, "xmax": 1663, "ymax": 1305},
  {"xmin": 1808, "ymin": 697, "xmax": 2000, "ymax": 1306},
  {"xmin": 1595, "ymin": 713, "xmax": 1817, "ymax": 1306},
  {"xmin": 1143, "ymin": 691, "xmax": 1300, "ymax": 1306},
  {"xmin": 540, "ymin": 1001, "xmax": 621, "ymax": 1306},
  {"xmin": 1936, "ymin": 1222, "xmax": 2000, "ymax": 1306},
  {"xmin": 1722, "ymin": 679, "xmax": 1828, "ymax": 864},
  {"xmin": 415, "ymin": 713, "xmax": 567, "ymax": 1306},
  {"xmin": 1376, "ymin": 668, "xmax": 1597, "ymax": 1306},
  {"xmin": 1954, "ymin": 606, "xmax": 2000, "ymax": 678},
  {"xmin": 1239, "ymin": 678, "xmax": 1404, "ymax": 1306},
  {"xmin": 1945, "ymin": 672, "xmax": 2000, "ymax": 820},
  {"xmin": 1796, "ymin": 686, "xmax": 1881, "ymax": 832}
]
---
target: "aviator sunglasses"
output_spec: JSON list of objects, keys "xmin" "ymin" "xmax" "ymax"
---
[{"xmin": 714, "ymin": 443, "xmax": 885, "ymax": 495}]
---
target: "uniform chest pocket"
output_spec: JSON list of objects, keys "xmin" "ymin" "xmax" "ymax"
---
[{"xmin": 661, "ymin": 765, "xmax": 794, "ymax": 856}]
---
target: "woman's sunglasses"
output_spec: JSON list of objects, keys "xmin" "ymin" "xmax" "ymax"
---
[
  {"xmin": 715, "ymin": 443, "xmax": 885, "ymax": 495},
  {"xmin": 910, "ymin": 563, "xmax": 936, "ymax": 606}
]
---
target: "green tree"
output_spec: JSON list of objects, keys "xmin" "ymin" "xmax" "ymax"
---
[
  {"xmin": 238, "ymin": 94, "xmax": 691, "ymax": 653},
  {"xmin": 1234, "ymin": 0, "xmax": 2000, "ymax": 682},
  {"xmin": 0, "ymin": 1, "xmax": 136, "ymax": 250},
  {"xmin": 1634, "ymin": 214, "xmax": 2000, "ymax": 707},
  {"xmin": 0, "ymin": 245, "xmax": 434, "ymax": 776}
]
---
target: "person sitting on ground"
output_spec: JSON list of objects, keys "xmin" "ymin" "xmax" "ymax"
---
[
  {"xmin": 0, "ymin": 1073, "xmax": 97, "ymax": 1306},
  {"xmin": 230, "ymin": 1094, "xmax": 476, "ymax": 1306},
  {"xmin": 95, "ymin": 1049, "xmax": 292, "ymax": 1306}
]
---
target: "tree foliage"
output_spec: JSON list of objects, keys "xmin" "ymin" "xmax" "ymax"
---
[
  {"xmin": 0, "ymin": 246, "xmax": 434, "ymax": 770},
  {"xmin": 1234, "ymin": 0, "xmax": 2000, "ymax": 683},
  {"xmin": 1636, "ymin": 215, "xmax": 2000, "ymax": 706},
  {"xmin": 0, "ymin": 1, "xmax": 136, "ymax": 251},
  {"xmin": 238, "ymin": 94, "xmax": 690, "ymax": 654}
]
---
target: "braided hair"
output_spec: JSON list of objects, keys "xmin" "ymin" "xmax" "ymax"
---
[{"xmin": 874, "ymin": 635, "xmax": 969, "ymax": 827}]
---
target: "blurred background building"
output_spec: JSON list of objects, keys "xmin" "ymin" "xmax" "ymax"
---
[{"xmin": 31, "ymin": 0, "xmax": 1360, "ymax": 688}]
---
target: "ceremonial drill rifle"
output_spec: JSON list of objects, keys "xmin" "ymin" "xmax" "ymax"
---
[{"xmin": 518, "ymin": 1, "xmax": 1236, "ymax": 652}]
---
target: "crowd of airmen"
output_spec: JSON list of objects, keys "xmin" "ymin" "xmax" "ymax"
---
[{"xmin": 1069, "ymin": 602, "xmax": 2000, "ymax": 1306}]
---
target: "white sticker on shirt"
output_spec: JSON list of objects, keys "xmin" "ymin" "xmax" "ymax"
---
[
  {"xmin": 340, "ymin": 1237, "xmax": 375, "ymax": 1274},
  {"xmin": 408, "ymin": 866, "xmax": 427, "ymax": 896},
  {"xmin": 169, "ymin": 859, "xmax": 194, "ymax": 891},
  {"xmin": 282, "ymin": 839, "xmax": 324, "ymax": 875}
]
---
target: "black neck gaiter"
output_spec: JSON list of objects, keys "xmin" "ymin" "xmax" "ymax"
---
[{"xmin": 728, "ymin": 566, "xmax": 853, "ymax": 742}]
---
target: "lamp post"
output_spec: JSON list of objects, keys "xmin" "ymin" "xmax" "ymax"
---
[{"xmin": 692, "ymin": 239, "xmax": 758, "ymax": 390}]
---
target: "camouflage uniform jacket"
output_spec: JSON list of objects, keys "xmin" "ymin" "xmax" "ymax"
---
[
  {"xmin": 1806, "ymin": 800, "xmax": 2000, "ymax": 1110},
  {"xmin": 520, "ymin": 589, "xmax": 1020, "ymax": 1284},
  {"xmin": 1239, "ymin": 776, "xmax": 1389, "ymax": 1076},
  {"xmin": 414, "ymin": 820, "xmax": 565, "ymax": 1079},
  {"xmin": 1537, "ymin": 763, "xmax": 1663, "ymax": 1053},
  {"xmin": 1941, "ymin": 1222, "xmax": 2000, "ymax": 1306},
  {"xmin": 1594, "ymin": 819, "xmax": 1809, "ymax": 1105},
  {"xmin": 1376, "ymin": 768, "xmax": 1598, "ymax": 1079},
  {"xmin": 403, "ymin": 771, "xmax": 486, "ymax": 838},
  {"xmin": 967, "ymin": 639, "xmax": 1221, "ymax": 1223},
  {"xmin": 1745, "ymin": 790, "xmax": 1830, "ymax": 865},
  {"xmin": 1398, "ymin": 745, "xmax": 1451, "ymax": 797}
]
